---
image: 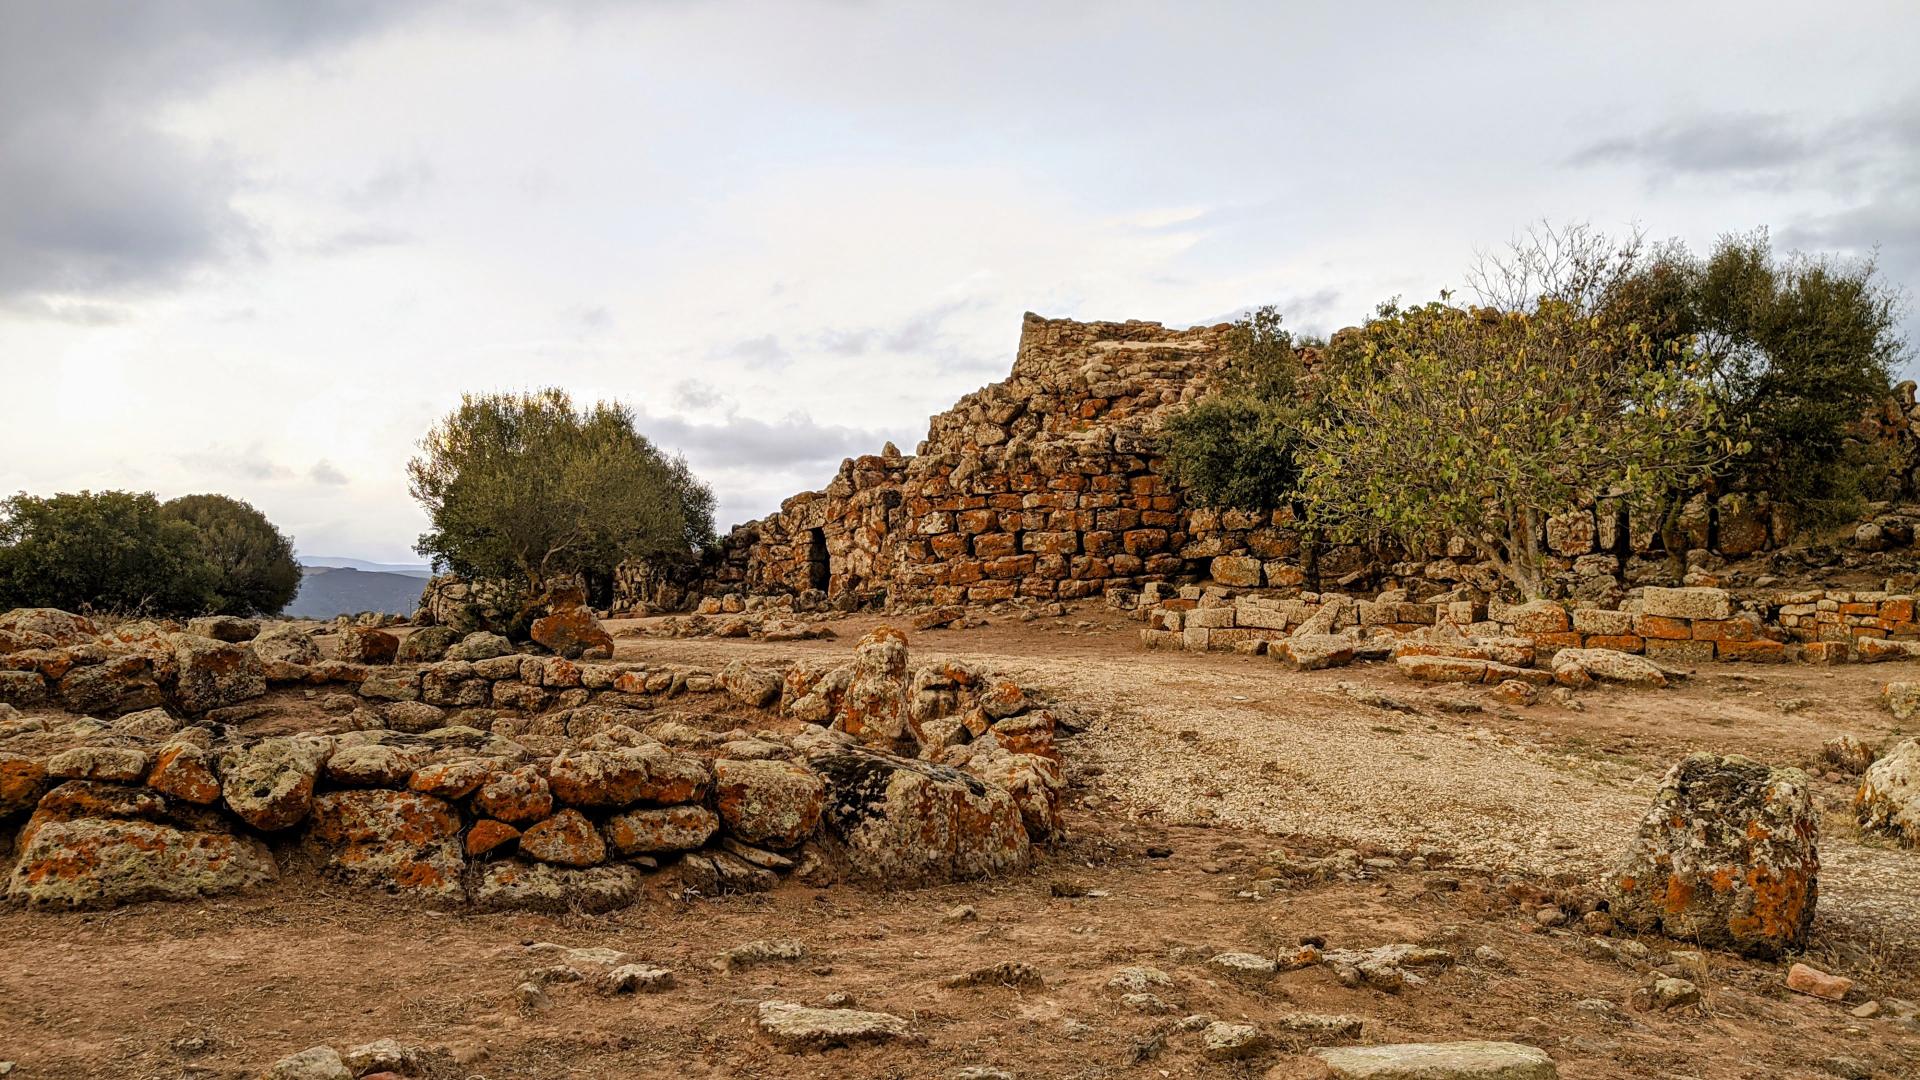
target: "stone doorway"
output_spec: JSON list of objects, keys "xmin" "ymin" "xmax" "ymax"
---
[{"xmin": 807, "ymin": 527, "xmax": 830, "ymax": 592}]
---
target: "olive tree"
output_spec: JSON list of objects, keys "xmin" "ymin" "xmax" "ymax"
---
[
  {"xmin": 1298, "ymin": 296, "xmax": 1726, "ymax": 597},
  {"xmin": 161, "ymin": 493, "xmax": 301, "ymax": 615},
  {"xmin": 408, "ymin": 389, "xmax": 715, "ymax": 605},
  {"xmin": 0, "ymin": 490, "xmax": 215, "ymax": 614}
]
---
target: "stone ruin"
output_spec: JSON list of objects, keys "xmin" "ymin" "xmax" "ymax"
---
[
  {"xmin": 0, "ymin": 608, "xmax": 1063, "ymax": 911},
  {"xmin": 589, "ymin": 312, "xmax": 1920, "ymax": 617}
]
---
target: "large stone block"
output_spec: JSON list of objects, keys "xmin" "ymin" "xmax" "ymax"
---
[
  {"xmin": 1607, "ymin": 753, "xmax": 1817, "ymax": 958},
  {"xmin": 1639, "ymin": 586, "xmax": 1734, "ymax": 621},
  {"xmin": 808, "ymin": 745, "xmax": 1029, "ymax": 887}
]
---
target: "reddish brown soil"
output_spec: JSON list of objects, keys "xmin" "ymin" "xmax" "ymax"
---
[{"xmin": 3, "ymin": 611, "xmax": 1918, "ymax": 1078}]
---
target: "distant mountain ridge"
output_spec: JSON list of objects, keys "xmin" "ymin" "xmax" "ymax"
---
[
  {"xmin": 296, "ymin": 556, "xmax": 434, "ymax": 578},
  {"xmin": 285, "ymin": 565, "xmax": 425, "ymax": 619}
]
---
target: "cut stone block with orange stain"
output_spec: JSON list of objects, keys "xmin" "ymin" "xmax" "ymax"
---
[
  {"xmin": 465, "ymin": 818, "xmax": 521, "ymax": 857},
  {"xmin": 148, "ymin": 742, "xmax": 222, "ymax": 805},
  {"xmin": 1715, "ymin": 639, "xmax": 1787, "ymax": 663},
  {"xmin": 304, "ymin": 789, "xmax": 465, "ymax": 905},
  {"xmin": 1607, "ymin": 753, "xmax": 1818, "ymax": 958},
  {"xmin": 1631, "ymin": 614, "xmax": 1693, "ymax": 641},
  {"xmin": 714, "ymin": 759, "xmax": 825, "ymax": 848}
]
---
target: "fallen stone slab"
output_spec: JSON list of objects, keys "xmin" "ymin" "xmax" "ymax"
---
[
  {"xmin": 754, "ymin": 1000, "xmax": 920, "ymax": 1052},
  {"xmin": 1312, "ymin": 1040, "xmax": 1557, "ymax": 1078}
]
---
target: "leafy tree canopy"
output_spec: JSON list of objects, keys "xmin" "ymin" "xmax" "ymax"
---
[
  {"xmin": 160, "ymin": 493, "xmax": 301, "ymax": 616},
  {"xmin": 408, "ymin": 388, "xmax": 716, "ymax": 592},
  {"xmin": 0, "ymin": 490, "xmax": 218, "ymax": 615}
]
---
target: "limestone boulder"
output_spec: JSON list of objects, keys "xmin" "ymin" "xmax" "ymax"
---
[
  {"xmin": 603, "ymin": 804, "xmax": 719, "ymax": 855},
  {"xmin": 722, "ymin": 660, "xmax": 782, "ymax": 709},
  {"xmin": 336, "ymin": 626, "xmax": 399, "ymax": 665},
  {"xmin": 713, "ymin": 758, "xmax": 825, "ymax": 848},
  {"xmin": 1280, "ymin": 634, "xmax": 1357, "ymax": 671},
  {"xmin": 547, "ymin": 747, "xmax": 709, "ymax": 808},
  {"xmin": 472, "ymin": 859, "xmax": 641, "ymax": 913},
  {"xmin": 530, "ymin": 607, "xmax": 614, "ymax": 660},
  {"xmin": 148, "ymin": 740, "xmax": 222, "ymax": 804},
  {"xmin": 809, "ymin": 745, "xmax": 1029, "ymax": 887},
  {"xmin": 1856, "ymin": 738, "xmax": 1920, "ymax": 846},
  {"xmin": 304, "ymin": 789, "xmax": 465, "ymax": 904},
  {"xmin": 185, "ymin": 615, "xmax": 258, "ymax": 642},
  {"xmin": 755, "ymin": 1000, "xmax": 919, "ymax": 1052},
  {"xmin": 7, "ymin": 816, "xmax": 276, "ymax": 909},
  {"xmin": 519, "ymin": 808, "xmax": 607, "ymax": 866},
  {"xmin": 0, "ymin": 668, "xmax": 48, "ymax": 708},
  {"xmin": 474, "ymin": 764, "xmax": 554, "ymax": 824},
  {"xmin": 832, "ymin": 626, "xmax": 916, "ymax": 749},
  {"xmin": 397, "ymin": 625, "xmax": 459, "ymax": 663},
  {"xmin": 252, "ymin": 624, "xmax": 321, "ymax": 666},
  {"xmin": 446, "ymin": 631, "xmax": 514, "ymax": 661},
  {"xmin": 0, "ymin": 752, "xmax": 49, "ymax": 817},
  {"xmin": 1639, "ymin": 586, "xmax": 1734, "ymax": 621},
  {"xmin": 1551, "ymin": 648, "xmax": 1669, "ymax": 689},
  {"xmin": 219, "ymin": 736, "xmax": 332, "ymax": 831},
  {"xmin": 1607, "ymin": 753, "xmax": 1818, "ymax": 958},
  {"xmin": 0, "ymin": 607, "xmax": 98, "ymax": 651},
  {"xmin": 1312, "ymin": 1041, "xmax": 1558, "ymax": 1079},
  {"xmin": 169, "ymin": 633, "xmax": 268, "ymax": 714},
  {"xmin": 57, "ymin": 655, "xmax": 164, "ymax": 716}
]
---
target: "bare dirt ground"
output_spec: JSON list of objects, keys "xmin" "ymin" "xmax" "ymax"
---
[{"xmin": 4, "ymin": 609, "xmax": 1919, "ymax": 1079}]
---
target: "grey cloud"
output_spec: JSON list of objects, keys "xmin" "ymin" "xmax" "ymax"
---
[
  {"xmin": 715, "ymin": 333, "xmax": 790, "ymax": 369},
  {"xmin": 176, "ymin": 448, "xmax": 295, "ymax": 482},
  {"xmin": 671, "ymin": 379, "xmax": 727, "ymax": 411},
  {"xmin": 641, "ymin": 410, "xmax": 907, "ymax": 471},
  {"xmin": 308, "ymin": 226, "xmax": 415, "ymax": 257},
  {"xmin": 347, "ymin": 159, "xmax": 436, "ymax": 206},
  {"xmin": 0, "ymin": 2, "xmax": 431, "ymax": 303},
  {"xmin": 309, "ymin": 460, "xmax": 350, "ymax": 485},
  {"xmin": 1568, "ymin": 113, "xmax": 1813, "ymax": 174}
]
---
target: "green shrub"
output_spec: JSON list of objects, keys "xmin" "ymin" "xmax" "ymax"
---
[
  {"xmin": 160, "ymin": 493, "xmax": 301, "ymax": 615},
  {"xmin": 0, "ymin": 490, "xmax": 216, "ymax": 615},
  {"xmin": 1159, "ymin": 306, "xmax": 1312, "ymax": 511}
]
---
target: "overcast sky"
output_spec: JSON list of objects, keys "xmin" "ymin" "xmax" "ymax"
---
[{"xmin": 2, "ymin": 1, "xmax": 1916, "ymax": 563}]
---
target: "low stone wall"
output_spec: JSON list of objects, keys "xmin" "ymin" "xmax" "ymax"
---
[
  {"xmin": 1127, "ymin": 584, "xmax": 1920, "ymax": 667},
  {"xmin": 0, "ymin": 610, "xmax": 1065, "ymax": 910}
]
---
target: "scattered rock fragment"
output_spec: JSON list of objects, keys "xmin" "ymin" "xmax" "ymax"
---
[
  {"xmin": 1312, "ymin": 1041, "xmax": 1558, "ymax": 1079},
  {"xmin": 754, "ymin": 1000, "xmax": 919, "ymax": 1052}
]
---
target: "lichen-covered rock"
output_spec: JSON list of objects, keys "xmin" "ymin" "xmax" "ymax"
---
[
  {"xmin": 397, "ymin": 625, "xmax": 460, "ymax": 663},
  {"xmin": 1607, "ymin": 753, "xmax": 1817, "ymax": 958},
  {"xmin": 474, "ymin": 764, "xmax": 554, "ymax": 824},
  {"xmin": 378, "ymin": 700, "xmax": 444, "ymax": 733},
  {"xmin": 170, "ymin": 633, "xmax": 268, "ymax": 714},
  {"xmin": 446, "ymin": 631, "xmax": 514, "ymax": 662},
  {"xmin": 713, "ymin": 758, "xmax": 825, "ymax": 848},
  {"xmin": 420, "ymin": 661, "xmax": 490, "ymax": 707},
  {"xmin": 1312, "ymin": 1041, "xmax": 1558, "ymax": 1079},
  {"xmin": 325, "ymin": 744, "xmax": 426, "ymax": 788},
  {"xmin": 0, "ymin": 607, "xmax": 98, "ymax": 650},
  {"xmin": 1640, "ymin": 586, "xmax": 1734, "ymax": 621},
  {"xmin": 148, "ymin": 740, "xmax": 222, "ymax": 804},
  {"xmin": 466, "ymin": 818, "xmax": 520, "ymax": 856},
  {"xmin": 0, "ymin": 668, "xmax": 49, "ymax": 708},
  {"xmin": 1552, "ymin": 648, "xmax": 1669, "ymax": 689},
  {"xmin": 335, "ymin": 626, "xmax": 399, "ymax": 665},
  {"xmin": 57, "ymin": 654, "xmax": 163, "ymax": 716},
  {"xmin": 833, "ymin": 626, "xmax": 917, "ymax": 749},
  {"xmin": 0, "ymin": 751, "xmax": 49, "ymax": 817},
  {"xmin": 112, "ymin": 707, "xmax": 183, "ymax": 739},
  {"xmin": 472, "ymin": 859, "xmax": 640, "ymax": 913},
  {"xmin": 519, "ymin": 808, "xmax": 607, "ymax": 866},
  {"xmin": 547, "ymin": 747, "xmax": 709, "ymax": 808},
  {"xmin": 219, "ymin": 736, "xmax": 331, "ymax": 831},
  {"xmin": 263, "ymin": 1046, "xmax": 351, "ymax": 1080},
  {"xmin": 185, "ymin": 615, "xmax": 258, "ymax": 642},
  {"xmin": 1279, "ymin": 633, "xmax": 1357, "ymax": 671},
  {"xmin": 604, "ymin": 804, "xmax": 719, "ymax": 855},
  {"xmin": 358, "ymin": 668, "xmax": 422, "ymax": 703},
  {"xmin": 722, "ymin": 660, "xmax": 782, "ymax": 708},
  {"xmin": 530, "ymin": 606, "xmax": 614, "ymax": 660},
  {"xmin": 754, "ymin": 1000, "xmax": 919, "ymax": 1052},
  {"xmin": 408, "ymin": 757, "xmax": 493, "ymax": 799},
  {"xmin": 6, "ymin": 817, "xmax": 276, "ymax": 908},
  {"xmin": 1822, "ymin": 734, "xmax": 1875, "ymax": 775},
  {"xmin": 1856, "ymin": 738, "xmax": 1920, "ymax": 846},
  {"xmin": 305, "ymin": 789, "xmax": 465, "ymax": 903},
  {"xmin": 46, "ymin": 745, "xmax": 150, "ymax": 782},
  {"xmin": 810, "ymin": 744, "xmax": 1029, "ymax": 886},
  {"xmin": 252, "ymin": 624, "xmax": 321, "ymax": 665}
]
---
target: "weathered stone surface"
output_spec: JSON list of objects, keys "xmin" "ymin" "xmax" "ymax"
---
[
  {"xmin": 325, "ymin": 744, "xmax": 425, "ymax": 788},
  {"xmin": 834, "ymin": 626, "xmax": 916, "ymax": 748},
  {"xmin": 252, "ymin": 624, "xmax": 322, "ymax": 666},
  {"xmin": 219, "ymin": 736, "xmax": 331, "ymax": 831},
  {"xmin": 1210, "ymin": 555, "xmax": 1263, "ymax": 587},
  {"xmin": 0, "ymin": 752, "xmax": 49, "ymax": 817},
  {"xmin": 185, "ymin": 615, "xmax": 257, "ymax": 642},
  {"xmin": 530, "ymin": 607, "xmax": 614, "ymax": 660},
  {"xmin": 1312, "ymin": 1041, "xmax": 1558, "ymax": 1079},
  {"xmin": 305, "ymin": 789, "xmax": 464, "ymax": 903},
  {"xmin": 1200, "ymin": 1020, "xmax": 1268, "ymax": 1061},
  {"xmin": 56, "ymin": 655, "xmax": 162, "ymax": 716},
  {"xmin": 472, "ymin": 859, "xmax": 640, "ymax": 913},
  {"xmin": 604, "ymin": 803, "xmax": 720, "ymax": 855},
  {"xmin": 1885, "ymin": 681, "xmax": 1920, "ymax": 722},
  {"xmin": 1551, "ymin": 648, "xmax": 1669, "ymax": 689},
  {"xmin": 408, "ymin": 757, "xmax": 493, "ymax": 799},
  {"xmin": 358, "ymin": 668, "xmax": 422, "ymax": 703},
  {"xmin": 713, "ymin": 758, "xmax": 825, "ymax": 848},
  {"xmin": 465, "ymin": 818, "xmax": 521, "ymax": 857},
  {"xmin": 148, "ymin": 741, "xmax": 222, "ymax": 804},
  {"xmin": 1857, "ymin": 737, "xmax": 1920, "ymax": 846},
  {"xmin": 111, "ymin": 707, "xmax": 183, "ymax": 739},
  {"xmin": 1785, "ymin": 962, "xmax": 1853, "ymax": 1001},
  {"xmin": 1608, "ymin": 753, "xmax": 1818, "ymax": 958},
  {"xmin": 336, "ymin": 626, "xmax": 399, "ymax": 665},
  {"xmin": 46, "ymin": 746, "xmax": 150, "ymax": 782},
  {"xmin": 474, "ymin": 764, "xmax": 554, "ymax": 824},
  {"xmin": 1640, "ymin": 586, "xmax": 1734, "ymax": 621},
  {"xmin": 547, "ymin": 747, "xmax": 709, "ymax": 808},
  {"xmin": 263, "ymin": 1046, "xmax": 352, "ymax": 1080},
  {"xmin": 6, "ymin": 817, "xmax": 276, "ymax": 908},
  {"xmin": 170, "ymin": 633, "xmax": 268, "ymax": 714},
  {"xmin": 1280, "ymin": 633, "xmax": 1356, "ymax": 671},
  {"xmin": 519, "ymin": 808, "xmax": 607, "ymax": 866},
  {"xmin": 754, "ymin": 1000, "xmax": 918, "ymax": 1052},
  {"xmin": 0, "ymin": 668, "xmax": 49, "ymax": 708},
  {"xmin": 810, "ymin": 745, "xmax": 1029, "ymax": 886},
  {"xmin": 397, "ymin": 625, "xmax": 459, "ymax": 663},
  {"xmin": 446, "ymin": 632, "xmax": 515, "ymax": 661},
  {"xmin": 721, "ymin": 660, "xmax": 782, "ymax": 708},
  {"xmin": 378, "ymin": 699, "xmax": 444, "ymax": 733}
]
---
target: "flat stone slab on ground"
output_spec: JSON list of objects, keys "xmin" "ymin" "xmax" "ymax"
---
[
  {"xmin": 754, "ymin": 1000, "xmax": 920, "ymax": 1051},
  {"xmin": 1312, "ymin": 1040, "xmax": 1557, "ymax": 1079}
]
